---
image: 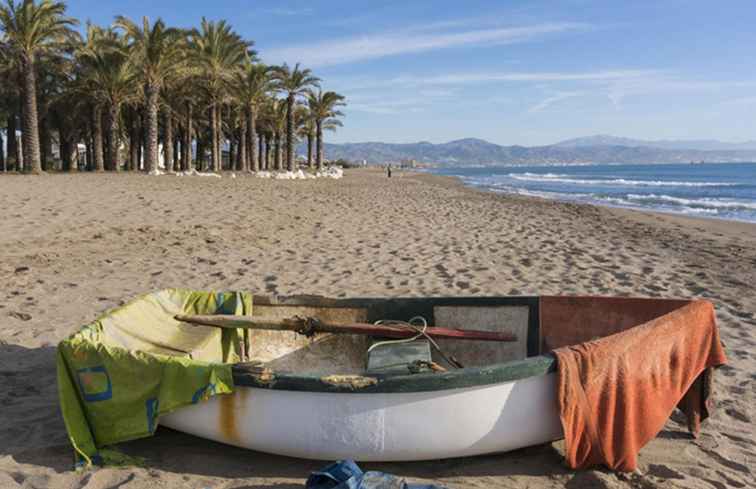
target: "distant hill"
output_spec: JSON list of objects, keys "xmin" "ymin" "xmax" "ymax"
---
[
  {"xmin": 308, "ymin": 136, "xmax": 756, "ymax": 166},
  {"xmin": 554, "ymin": 134, "xmax": 756, "ymax": 151}
]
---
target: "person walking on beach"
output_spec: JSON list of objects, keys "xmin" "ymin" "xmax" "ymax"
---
[{"xmin": 387, "ymin": 164, "xmax": 392, "ymax": 178}]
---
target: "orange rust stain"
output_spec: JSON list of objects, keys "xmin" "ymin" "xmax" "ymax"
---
[{"xmin": 218, "ymin": 393, "xmax": 239, "ymax": 442}]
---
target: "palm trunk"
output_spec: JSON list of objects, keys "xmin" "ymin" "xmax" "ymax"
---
[
  {"xmin": 60, "ymin": 138, "xmax": 69, "ymax": 171},
  {"xmin": 183, "ymin": 103, "xmax": 193, "ymax": 171},
  {"xmin": 136, "ymin": 134, "xmax": 143, "ymax": 170},
  {"xmin": 274, "ymin": 132, "xmax": 282, "ymax": 171},
  {"xmin": 197, "ymin": 139, "xmax": 205, "ymax": 169},
  {"xmin": 40, "ymin": 118, "xmax": 51, "ymax": 171},
  {"xmin": 173, "ymin": 131, "xmax": 180, "ymax": 170},
  {"xmin": 286, "ymin": 93, "xmax": 295, "ymax": 171},
  {"xmin": 6, "ymin": 113, "xmax": 17, "ymax": 171},
  {"xmin": 17, "ymin": 94, "xmax": 24, "ymax": 166},
  {"xmin": 108, "ymin": 104, "xmax": 120, "ymax": 172},
  {"xmin": 238, "ymin": 112, "xmax": 247, "ymax": 172},
  {"xmin": 129, "ymin": 118, "xmax": 139, "ymax": 171},
  {"xmin": 102, "ymin": 110, "xmax": 111, "ymax": 168},
  {"xmin": 257, "ymin": 127, "xmax": 264, "ymax": 172},
  {"xmin": 68, "ymin": 139, "xmax": 78, "ymax": 172},
  {"xmin": 145, "ymin": 85, "xmax": 160, "ymax": 173},
  {"xmin": 15, "ymin": 133, "xmax": 22, "ymax": 166},
  {"xmin": 229, "ymin": 139, "xmax": 236, "ymax": 171},
  {"xmin": 264, "ymin": 135, "xmax": 270, "ymax": 170},
  {"xmin": 248, "ymin": 107, "xmax": 258, "ymax": 172},
  {"xmin": 92, "ymin": 105, "xmax": 104, "ymax": 172},
  {"xmin": 21, "ymin": 58, "xmax": 42, "ymax": 173},
  {"xmin": 58, "ymin": 119, "xmax": 73, "ymax": 172},
  {"xmin": 163, "ymin": 109, "xmax": 174, "ymax": 173},
  {"xmin": 216, "ymin": 104, "xmax": 223, "ymax": 171},
  {"xmin": 60, "ymin": 129, "xmax": 77, "ymax": 172},
  {"xmin": 85, "ymin": 136, "xmax": 92, "ymax": 171},
  {"xmin": 210, "ymin": 104, "xmax": 218, "ymax": 172},
  {"xmin": 307, "ymin": 132, "xmax": 314, "ymax": 168},
  {"xmin": 316, "ymin": 120, "xmax": 323, "ymax": 170}
]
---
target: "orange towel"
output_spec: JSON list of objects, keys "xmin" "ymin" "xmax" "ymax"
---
[{"xmin": 553, "ymin": 300, "xmax": 727, "ymax": 471}]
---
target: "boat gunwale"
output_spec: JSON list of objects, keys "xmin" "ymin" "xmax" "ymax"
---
[{"xmin": 231, "ymin": 353, "xmax": 558, "ymax": 393}]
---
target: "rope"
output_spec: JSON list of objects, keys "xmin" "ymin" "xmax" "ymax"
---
[
  {"xmin": 367, "ymin": 316, "xmax": 463, "ymax": 369},
  {"xmin": 367, "ymin": 316, "xmax": 427, "ymax": 353}
]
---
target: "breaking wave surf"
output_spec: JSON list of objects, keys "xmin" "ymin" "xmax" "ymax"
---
[{"xmin": 507, "ymin": 173, "xmax": 739, "ymax": 187}]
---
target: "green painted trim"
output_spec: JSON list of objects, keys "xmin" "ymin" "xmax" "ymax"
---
[{"xmin": 232, "ymin": 354, "xmax": 557, "ymax": 393}]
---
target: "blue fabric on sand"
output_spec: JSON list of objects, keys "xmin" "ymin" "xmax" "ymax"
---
[{"xmin": 305, "ymin": 460, "xmax": 445, "ymax": 489}]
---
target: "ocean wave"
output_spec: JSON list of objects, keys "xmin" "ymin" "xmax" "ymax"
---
[
  {"xmin": 442, "ymin": 165, "xmax": 756, "ymax": 222},
  {"xmin": 624, "ymin": 193, "xmax": 756, "ymax": 210},
  {"xmin": 477, "ymin": 184, "xmax": 755, "ymax": 219},
  {"xmin": 507, "ymin": 172, "xmax": 738, "ymax": 187}
]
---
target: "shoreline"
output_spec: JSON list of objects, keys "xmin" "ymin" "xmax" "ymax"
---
[
  {"xmin": 1, "ymin": 170, "xmax": 754, "ymax": 488},
  {"xmin": 412, "ymin": 169, "xmax": 756, "ymax": 241},
  {"xmin": 416, "ymin": 169, "xmax": 756, "ymax": 240},
  {"xmin": 423, "ymin": 163, "xmax": 756, "ymax": 228}
]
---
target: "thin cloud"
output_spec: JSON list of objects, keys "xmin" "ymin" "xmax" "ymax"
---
[
  {"xmin": 262, "ymin": 7, "xmax": 313, "ymax": 16},
  {"xmin": 349, "ymin": 103, "xmax": 424, "ymax": 115},
  {"xmin": 336, "ymin": 69, "xmax": 756, "ymax": 120},
  {"xmin": 334, "ymin": 69, "xmax": 659, "ymax": 92},
  {"xmin": 387, "ymin": 69, "xmax": 657, "ymax": 87},
  {"xmin": 347, "ymin": 94, "xmax": 446, "ymax": 115},
  {"xmin": 528, "ymin": 91, "xmax": 585, "ymax": 113},
  {"xmin": 264, "ymin": 22, "xmax": 589, "ymax": 67},
  {"xmin": 337, "ymin": 69, "xmax": 756, "ymax": 114}
]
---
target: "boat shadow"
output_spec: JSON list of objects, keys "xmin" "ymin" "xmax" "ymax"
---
[{"xmin": 0, "ymin": 342, "xmax": 75, "ymax": 473}]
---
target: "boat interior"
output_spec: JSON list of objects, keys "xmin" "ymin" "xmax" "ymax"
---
[{"xmin": 240, "ymin": 295, "xmax": 693, "ymax": 376}]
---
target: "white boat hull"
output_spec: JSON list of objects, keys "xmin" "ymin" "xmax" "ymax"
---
[{"xmin": 161, "ymin": 372, "xmax": 563, "ymax": 461}]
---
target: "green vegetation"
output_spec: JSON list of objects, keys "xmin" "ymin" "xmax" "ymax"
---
[{"xmin": 0, "ymin": 0, "xmax": 345, "ymax": 173}]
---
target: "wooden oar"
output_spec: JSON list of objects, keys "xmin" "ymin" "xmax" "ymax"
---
[{"xmin": 174, "ymin": 314, "xmax": 517, "ymax": 342}]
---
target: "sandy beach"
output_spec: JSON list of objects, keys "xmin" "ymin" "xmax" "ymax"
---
[{"xmin": 0, "ymin": 169, "xmax": 753, "ymax": 489}]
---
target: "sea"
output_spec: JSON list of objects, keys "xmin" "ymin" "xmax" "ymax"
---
[{"xmin": 430, "ymin": 162, "xmax": 756, "ymax": 223}]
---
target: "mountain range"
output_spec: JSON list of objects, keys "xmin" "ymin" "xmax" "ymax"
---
[
  {"xmin": 314, "ymin": 135, "xmax": 756, "ymax": 166},
  {"xmin": 553, "ymin": 134, "xmax": 756, "ymax": 151}
]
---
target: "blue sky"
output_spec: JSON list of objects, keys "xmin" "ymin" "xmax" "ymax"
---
[{"xmin": 67, "ymin": 0, "xmax": 756, "ymax": 146}]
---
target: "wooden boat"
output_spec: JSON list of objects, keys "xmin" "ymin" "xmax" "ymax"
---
[{"xmin": 160, "ymin": 294, "xmax": 696, "ymax": 462}]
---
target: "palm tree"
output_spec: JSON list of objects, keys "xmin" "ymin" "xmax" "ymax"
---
[
  {"xmin": 168, "ymin": 49, "xmax": 202, "ymax": 172},
  {"xmin": 0, "ymin": 39, "xmax": 21, "ymax": 171},
  {"xmin": 189, "ymin": 18, "xmax": 249, "ymax": 172},
  {"xmin": 76, "ymin": 25, "xmax": 136, "ymax": 171},
  {"xmin": 306, "ymin": 90, "xmax": 345, "ymax": 170},
  {"xmin": 0, "ymin": 0, "xmax": 77, "ymax": 173},
  {"xmin": 256, "ymin": 100, "xmax": 275, "ymax": 171},
  {"xmin": 160, "ymin": 79, "xmax": 189, "ymax": 172},
  {"xmin": 272, "ymin": 63, "xmax": 319, "ymax": 172},
  {"xmin": 114, "ymin": 16, "xmax": 185, "ymax": 173},
  {"xmin": 34, "ymin": 37, "xmax": 73, "ymax": 170},
  {"xmin": 161, "ymin": 92, "xmax": 175, "ymax": 171},
  {"xmin": 232, "ymin": 60, "xmax": 271, "ymax": 172},
  {"xmin": 297, "ymin": 106, "xmax": 316, "ymax": 168},
  {"xmin": 270, "ymin": 98, "xmax": 287, "ymax": 171},
  {"xmin": 45, "ymin": 39, "xmax": 83, "ymax": 172},
  {"xmin": 76, "ymin": 24, "xmax": 108, "ymax": 171}
]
